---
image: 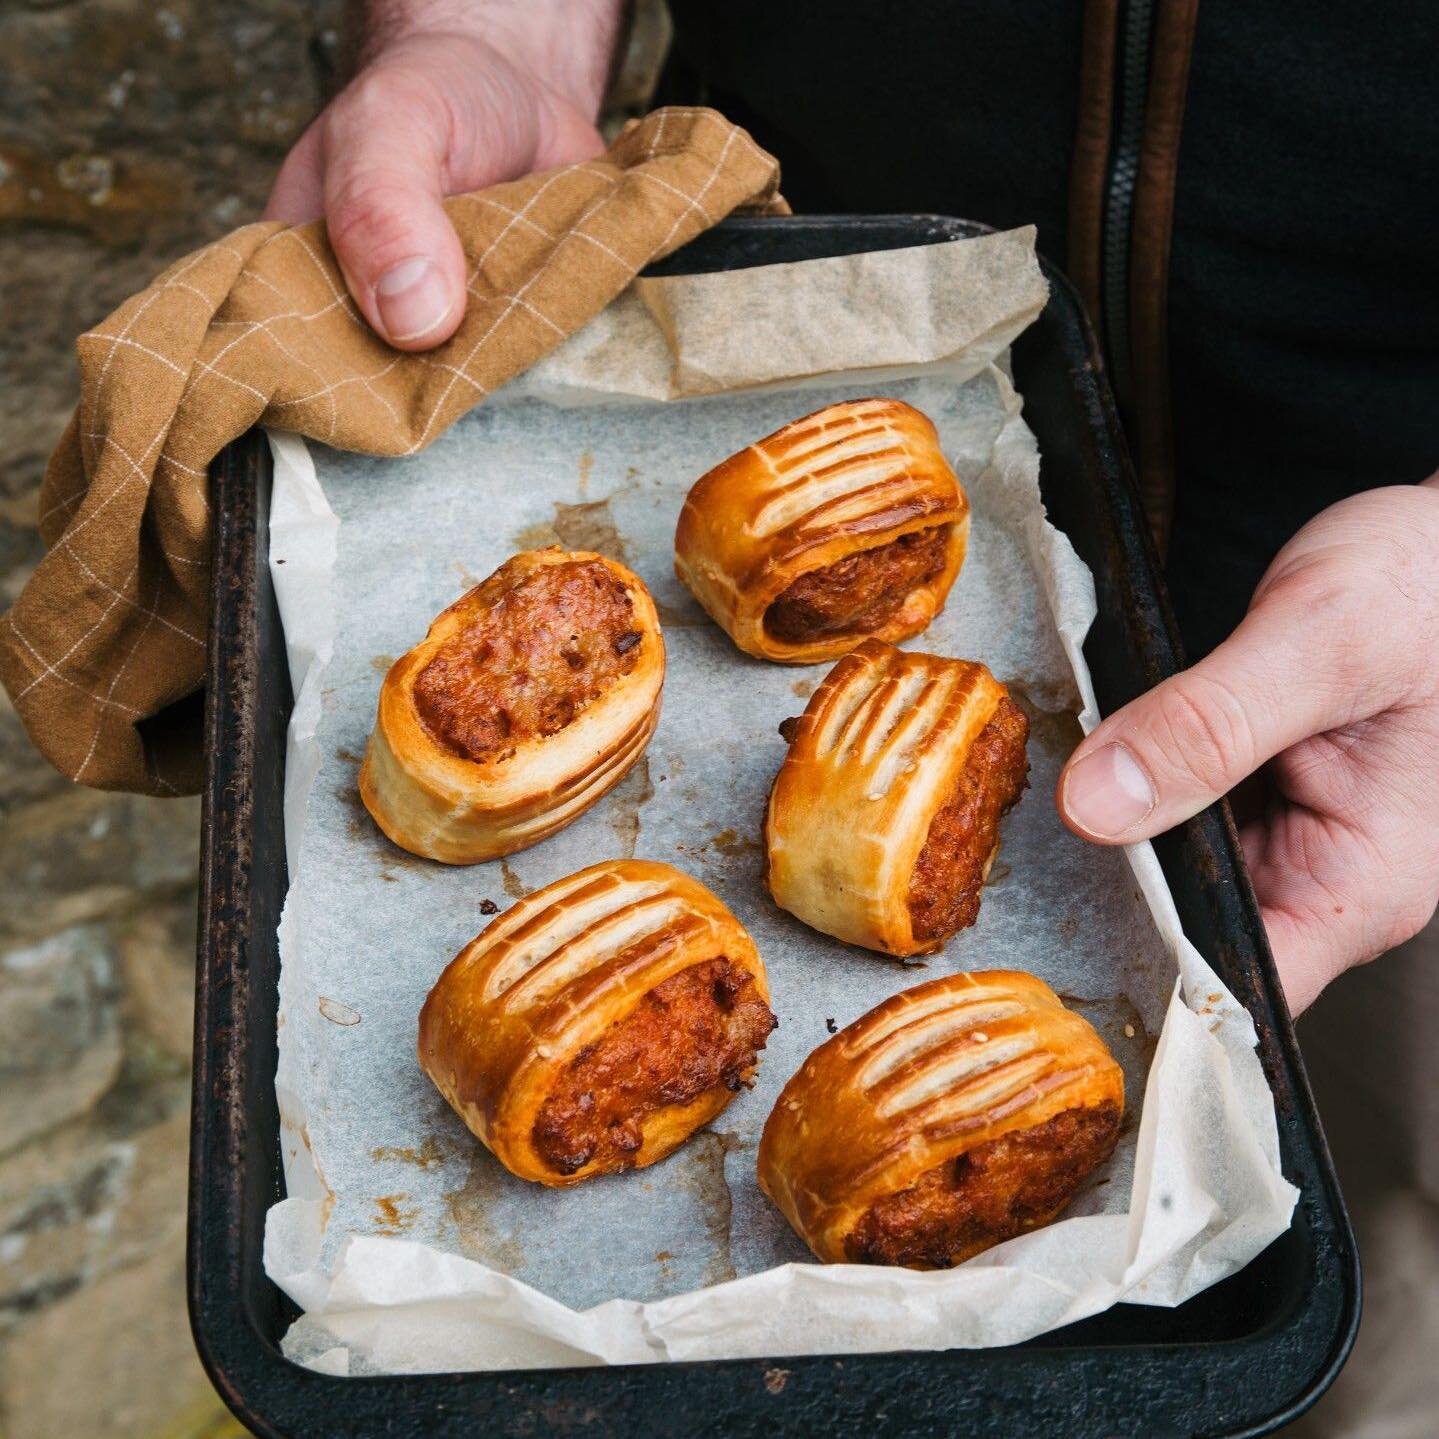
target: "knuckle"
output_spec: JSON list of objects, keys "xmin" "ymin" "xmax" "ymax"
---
[
  {"xmin": 1264, "ymin": 564, "xmax": 1369, "ymax": 653},
  {"xmin": 1263, "ymin": 534, "xmax": 1437, "ymax": 703},
  {"xmin": 1145, "ymin": 672, "xmax": 1257, "ymax": 795},
  {"xmin": 325, "ymin": 175, "xmax": 423, "ymax": 269}
]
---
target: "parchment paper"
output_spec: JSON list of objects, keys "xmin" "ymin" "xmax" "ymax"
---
[{"xmin": 261, "ymin": 230, "xmax": 1296, "ymax": 1376}]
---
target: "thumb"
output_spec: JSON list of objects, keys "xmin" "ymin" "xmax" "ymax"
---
[
  {"xmin": 1057, "ymin": 585, "xmax": 1356, "ymax": 844},
  {"xmin": 320, "ymin": 77, "xmax": 468, "ymax": 351}
]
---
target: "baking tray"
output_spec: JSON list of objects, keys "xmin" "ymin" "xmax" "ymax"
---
[{"xmin": 189, "ymin": 215, "xmax": 1359, "ymax": 1437}]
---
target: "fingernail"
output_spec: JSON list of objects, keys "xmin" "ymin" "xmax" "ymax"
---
[
  {"xmin": 374, "ymin": 257, "xmax": 453, "ymax": 343},
  {"xmin": 1061, "ymin": 742, "xmax": 1156, "ymax": 839}
]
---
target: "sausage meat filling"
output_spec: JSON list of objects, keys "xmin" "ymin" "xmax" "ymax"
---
[
  {"xmin": 533, "ymin": 958, "xmax": 776, "ymax": 1176},
  {"xmin": 907, "ymin": 695, "xmax": 1029, "ymax": 944},
  {"xmin": 415, "ymin": 559, "xmax": 642, "ymax": 762},
  {"xmin": 765, "ymin": 526, "xmax": 950, "ymax": 643},
  {"xmin": 845, "ymin": 1102, "xmax": 1122, "ymax": 1268}
]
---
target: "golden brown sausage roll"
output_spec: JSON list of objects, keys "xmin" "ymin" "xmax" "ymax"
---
[
  {"xmin": 765, "ymin": 639, "xmax": 1028, "ymax": 956},
  {"xmin": 419, "ymin": 859, "xmax": 776, "ymax": 1186},
  {"xmin": 758, "ymin": 970, "xmax": 1124, "ymax": 1267},
  {"xmin": 360, "ymin": 548, "xmax": 664, "ymax": 864},
  {"xmin": 674, "ymin": 398, "xmax": 969, "ymax": 663}
]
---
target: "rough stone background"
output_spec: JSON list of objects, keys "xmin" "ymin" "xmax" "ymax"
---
[{"xmin": 0, "ymin": 2, "xmax": 667, "ymax": 1434}]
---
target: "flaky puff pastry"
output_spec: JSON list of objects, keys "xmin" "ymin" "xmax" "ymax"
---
[
  {"xmin": 765, "ymin": 639, "xmax": 1028, "ymax": 957},
  {"xmin": 674, "ymin": 398, "xmax": 969, "ymax": 663},
  {"xmin": 419, "ymin": 860, "xmax": 774, "ymax": 1186},
  {"xmin": 758, "ymin": 970, "xmax": 1124, "ymax": 1267},
  {"xmin": 360, "ymin": 549, "xmax": 664, "ymax": 864}
]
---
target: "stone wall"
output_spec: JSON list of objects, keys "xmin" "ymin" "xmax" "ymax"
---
[
  {"xmin": 1, "ymin": 5, "xmax": 343, "ymax": 1430},
  {"xmin": 0, "ymin": 2, "xmax": 666, "ymax": 1434}
]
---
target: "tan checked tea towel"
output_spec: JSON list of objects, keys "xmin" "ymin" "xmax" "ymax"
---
[{"xmin": 0, "ymin": 108, "xmax": 783, "ymax": 795}]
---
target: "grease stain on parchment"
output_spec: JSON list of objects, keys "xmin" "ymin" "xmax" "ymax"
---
[
  {"xmin": 607, "ymin": 756, "xmax": 654, "ymax": 858},
  {"xmin": 370, "ymin": 653, "xmax": 394, "ymax": 675},
  {"xmin": 514, "ymin": 494, "xmax": 632, "ymax": 564},
  {"xmin": 382, "ymin": 845, "xmax": 427, "ymax": 872},
  {"xmin": 710, "ymin": 828, "xmax": 761, "ymax": 860},
  {"xmin": 372, "ymin": 1193, "xmax": 419, "ymax": 1233},
  {"xmin": 443, "ymin": 1147, "xmax": 526, "ymax": 1272},
  {"xmin": 552, "ymin": 497, "xmax": 627, "ymax": 561},
  {"xmin": 682, "ymin": 1129, "xmax": 742, "ymax": 1286},
  {"xmin": 577, "ymin": 449, "xmax": 593, "ymax": 497},
  {"xmin": 371, "ymin": 1134, "xmax": 446, "ymax": 1169},
  {"xmin": 335, "ymin": 746, "xmax": 362, "ymax": 765},
  {"xmin": 337, "ymin": 783, "xmax": 373, "ymax": 842},
  {"xmin": 337, "ymin": 780, "xmax": 428, "ymax": 879},
  {"xmin": 500, "ymin": 861, "xmax": 532, "ymax": 900},
  {"xmin": 678, "ymin": 824, "xmax": 763, "ymax": 866},
  {"xmin": 513, "ymin": 518, "xmax": 562, "ymax": 551}
]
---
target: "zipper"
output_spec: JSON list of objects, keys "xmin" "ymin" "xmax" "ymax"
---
[{"xmin": 1100, "ymin": 0, "xmax": 1159, "ymax": 404}]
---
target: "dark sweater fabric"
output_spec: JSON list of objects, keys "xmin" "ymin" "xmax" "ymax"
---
[{"xmin": 667, "ymin": 2, "xmax": 1439, "ymax": 658}]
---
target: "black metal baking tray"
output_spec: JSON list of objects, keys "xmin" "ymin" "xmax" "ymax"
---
[{"xmin": 189, "ymin": 215, "xmax": 1358, "ymax": 1437}]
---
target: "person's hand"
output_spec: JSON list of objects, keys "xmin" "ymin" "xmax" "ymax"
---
[
  {"xmin": 1058, "ymin": 478, "xmax": 1439, "ymax": 1013},
  {"xmin": 264, "ymin": 0, "xmax": 624, "ymax": 349}
]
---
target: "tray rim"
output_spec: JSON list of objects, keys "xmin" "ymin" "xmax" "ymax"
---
[{"xmin": 189, "ymin": 212, "xmax": 1359, "ymax": 1438}]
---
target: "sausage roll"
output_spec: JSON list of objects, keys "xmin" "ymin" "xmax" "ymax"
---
[
  {"xmin": 758, "ymin": 970, "xmax": 1124, "ymax": 1267},
  {"xmin": 765, "ymin": 639, "xmax": 1029, "ymax": 957},
  {"xmin": 360, "ymin": 548, "xmax": 664, "ymax": 864},
  {"xmin": 674, "ymin": 398, "xmax": 969, "ymax": 663},
  {"xmin": 418, "ymin": 859, "xmax": 776, "ymax": 1186}
]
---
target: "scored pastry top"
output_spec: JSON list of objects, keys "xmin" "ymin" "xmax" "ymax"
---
[
  {"xmin": 765, "ymin": 638, "xmax": 1024, "ymax": 955},
  {"xmin": 675, "ymin": 397, "xmax": 969, "ymax": 662},
  {"xmin": 418, "ymin": 859, "xmax": 772, "ymax": 1185},
  {"xmin": 449, "ymin": 859, "xmax": 757, "ymax": 1022},
  {"xmin": 757, "ymin": 970, "xmax": 1124, "ymax": 1264}
]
